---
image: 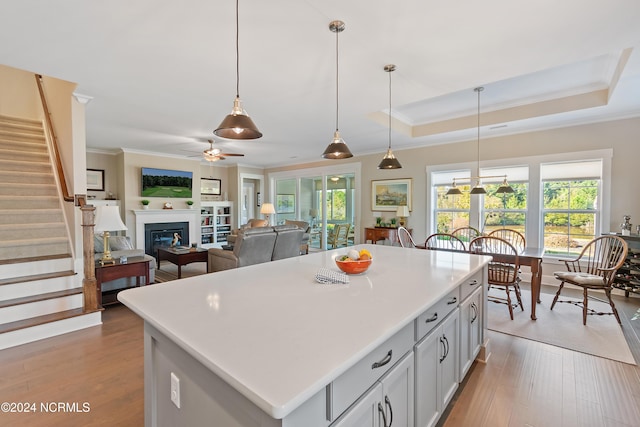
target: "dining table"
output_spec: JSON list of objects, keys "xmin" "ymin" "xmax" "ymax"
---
[{"xmin": 416, "ymin": 243, "xmax": 545, "ymax": 320}]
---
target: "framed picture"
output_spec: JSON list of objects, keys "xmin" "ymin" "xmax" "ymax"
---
[
  {"xmin": 257, "ymin": 191, "xmax": 262, "ymax": 207},
  {"xmin": 276, "ymin": 194, "xmax": 295, "ymax": 214},
  {"xmin": 371, "ymin": 178, "xmax": 412, "ymax": 211},
  {"xmin": 86, "ymin": 169, "xmax": 105, "ymax": 191},
  {"xmin": 201, "ymin": 178, "xmax": 221, "ymax": 195}
]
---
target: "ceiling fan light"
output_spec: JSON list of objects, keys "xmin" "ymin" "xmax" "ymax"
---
[
  {"xmin": 322, "ymin": 131, "xmax": 353, "ymax": 159},
  {"xmin": 214, "ymin": 97, "xmax": 262, "ymax": 140},
  {"xmin": 378, "ymin": 148, "xmax": 402, "ymax": 169}
]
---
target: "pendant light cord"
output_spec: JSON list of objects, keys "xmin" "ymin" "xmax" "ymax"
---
[
  {"xmin": 388, "ymin": 69, "xmax": 392, "ymax": 150},
  {"xmin": 475, "ymin": 87, "xmax": 483, "ymax": 176},
  {"xmin": 335, "ymin": 29, "xmax": 339, "ymax": 132},
  {"xmin": 235, "ymin": 0, "xmax": 240, "ymax": 98}
]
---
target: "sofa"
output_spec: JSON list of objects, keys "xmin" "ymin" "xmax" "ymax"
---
[
  {"xmin": 226, "ymin": 218, "xmax": 269, "ymax": 245},
  {"xmin": 94, "ymin": 235, "xmax": 156, "ymax": 292},
  {"xmin": 208, "ymin": 225, "xmax": 304, "ymax": 272}
]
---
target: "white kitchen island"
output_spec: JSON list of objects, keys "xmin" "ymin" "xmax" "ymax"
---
[{"xmin": 118, "ymin": 244, "xmax": 491, "ymax": 427}]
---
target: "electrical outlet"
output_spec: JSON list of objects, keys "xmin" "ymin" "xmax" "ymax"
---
[{"xmin": 170, "ymin": 372, "xmax": 181, "ymax": 409}]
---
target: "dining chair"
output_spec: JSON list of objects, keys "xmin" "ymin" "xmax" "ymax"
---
[
  {"xmin": 397, "ymin": 226, "xmax": 417, "ymax": 248},
  {"xmin": 423, "ymin": 233, "xmax": 466, "ymax": 251},
  {"xmin": 327, "ymin": 223, "xmax": 351, "ymax": 249},
  {"xmin": 470, "ymin": 236, "xmax": 523, "ymax": 320},
  {"xmin": 551, "ymin": 235, "xmax": 628, "ymax": 325},
  {"xmin": 488, "ymin": 228, "xmax": 526, "ymax": 253},
  {"xmin": 451, "ymin": 226, "xmax": 482, "ymax": 250}
]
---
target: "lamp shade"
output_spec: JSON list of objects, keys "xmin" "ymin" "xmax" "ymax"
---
[
  {"xmin": 94, "ymin": 206, "xmax": 127, "ymax": 232},
  {"xmin": 396, "ymin": 206, "xmax": 410, "ymax": 217},
  {"xmin": 260, "ymin": 203, "xmax": 275, "ymax": 215}
]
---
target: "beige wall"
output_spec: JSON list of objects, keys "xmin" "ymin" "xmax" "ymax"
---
[{"xmin": 266, "ymin": 117, "xmax": 640, "ymax": 243}]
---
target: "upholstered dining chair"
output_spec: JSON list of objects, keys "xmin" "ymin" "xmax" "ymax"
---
[
  {"xmin": 451, "ymin": 226, "xmax": 481, "ymax": 250},
  {"xmin": 470, "ymin": 236, "xmax": 523, "ymax": 320},
  {"xmin": 551, "ymin": 235, "xmax": 628, "ymax": 325},
  {"xmin": 423, "ymin": 233, "xmax": 466, "ymax": 251},
  {"xmin": 488, "ymin": 228, "xmax": 526, "ymax": 253},
  {"xmin": 397, "ymin": 226, "xmax": 417, "ymax": 248}
]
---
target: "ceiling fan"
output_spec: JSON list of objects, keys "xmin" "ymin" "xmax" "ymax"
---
[{"xmin": 201, "ymin": 139, "xmax": 245, "ymax": 162}]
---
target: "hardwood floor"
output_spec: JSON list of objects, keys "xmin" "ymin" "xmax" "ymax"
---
[{"xmin": 0, "ymin": 289, "xmax": 639, "ymax": 426}]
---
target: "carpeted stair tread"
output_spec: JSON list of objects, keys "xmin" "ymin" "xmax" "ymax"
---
[
  {"xmin": 0, "ymin": 115, "xmax": 42, "ymax": 127},
  {"xmin": 0, "ymin": 236, "xmax": 68, "ymax": 248},
  {"xmin": 0, "ymin": 138, "xmax": 47, "ymax": 153},
  {"xmin": 0, "ymin": 287, "xmax": 81, "ymax": 309},
  {"xmin": 0, "ymin": 170, "xmax": 56, "ymax": 185},
  {"xmin": 0, "ymin": 148, "xmax": 49, "ymax": 162},
  {"xmin": 0, "ymin": 158, "xmax": 52, "ymax": 173},
  {"xmin": 0, "ymin": 269, "xmax": 75, "ymax": 286},
  {"xmin": 0, "ymin": 253, "xmax": 71, "ymax": 265},
  {"xmin": 0, "ymin": 307, "xmax": 101, "ymax": 335},
  {"xmin": 0, "ymin": 183, "xmax": 57, "ymax": 197}
]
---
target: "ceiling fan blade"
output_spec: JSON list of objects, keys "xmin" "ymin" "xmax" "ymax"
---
[{"xmin": 218, "ymin": 153, "xmax": 244, "ymax": 157}]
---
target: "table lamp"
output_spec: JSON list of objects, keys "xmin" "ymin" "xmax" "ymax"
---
[
  {"xmin": 260, "ymin": 203, "xmax": 276, "ymax": 225},
  {"xmin": 94, "ymin": 205, "xmax": 128, "ymax": 265},
  {"xmin": 396, "ymin": 205, "xmax": 410, "ymax": 227}
]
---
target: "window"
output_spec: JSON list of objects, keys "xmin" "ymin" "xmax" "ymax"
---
[
  {"xmin": 542, "ymin": 160, "xmax": 601, "ymax": 256},
  {"xmin": 428, "ymin": 149, "xmax": 611, "ymax": 257},
  {"xmin": 432, "ymin": 170, "xmax": 471, "ymax": 233},
  {"xmin": 481, "ymin": 166, "xmax": 529, "ymax": 236}
]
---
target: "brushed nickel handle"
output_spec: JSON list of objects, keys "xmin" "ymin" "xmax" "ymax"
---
[
  {"xmin": 469, "ymin": 279, "xmax": 478, "ymax": 286},
  {"xmin": 378, "ymin": 402, "xmax": 389, "ymax": 427},
  {"xmin": 385, "ymin": 395, "xmax": 394, "ymax": 427},
  {"xmin": 447, "ymin": 297, "xmax": 457, "ymax": 305},
  {"xmin": 371, "ymin": 350, "xmax": 392, "ymax": 369}
]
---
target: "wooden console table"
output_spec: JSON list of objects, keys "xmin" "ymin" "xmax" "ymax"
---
[
  {"xmin": 364, "ymin": 227, "xmax": 412, "ymax": 245},
  {"xmin": 95, "ymin": 257, "xmax": 150, "ymax": 307}
]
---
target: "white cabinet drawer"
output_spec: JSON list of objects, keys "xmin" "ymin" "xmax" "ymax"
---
[
  {"xmin": 459, "ymin": 271, "xmax": 482, "ymax": 302},
  {"xmin": 415, "ymin": 288, "xmax": 460, "ymax": 341},
  {"xmin": 330, "ymin": 322, "xmax": 414, "ymax": 421}
]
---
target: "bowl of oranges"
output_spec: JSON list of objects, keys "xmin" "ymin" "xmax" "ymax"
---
[{"xmin": 335, "ymin": 249, "xmax": 372, "ymax": 274}]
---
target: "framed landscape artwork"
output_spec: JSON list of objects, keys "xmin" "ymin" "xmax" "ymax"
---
[
  {"xmin": 201, "ymin": 178, "xmax": 221, "ymax": 195},
  {"xmin": 276, "ymin": 194, "xmax": 295, "ymax": 214},
  {"xmin": 371, "ymin": 178, "xmax": 412, "ymax": 211},
  {"xmin": 86, "ymin": 169, "xmax": 105, "ymax": 191}
]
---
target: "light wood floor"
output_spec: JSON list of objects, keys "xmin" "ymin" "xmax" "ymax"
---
[{"xmin": 0, "ymin": 289, "xmax": 639, "ymax": 426}]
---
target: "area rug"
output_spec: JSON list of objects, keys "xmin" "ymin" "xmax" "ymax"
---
[
  {"xmin": 154, "ymin": 262, "xmax": 208, "ymax": 283},
  {"xmin": 487, "ymin": 290, "xmax": 636, "ymax": 365}
]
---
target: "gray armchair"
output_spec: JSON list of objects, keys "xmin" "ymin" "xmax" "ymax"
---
[
  {"xmin": 208, "ymin": 227, "xmax": 277, "ymax": 272},
  {"xmin": 284, "ymin": 220, "xmax": 310, "ymax": 254},
  {"xmin": 227, "ymin": 218, "xmax": 269, "ymax": 245},
  {"xmin": 272, "ymin": 224, "xmax": 305, "ymax": 260}
]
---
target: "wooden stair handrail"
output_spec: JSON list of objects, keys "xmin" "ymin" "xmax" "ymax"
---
[{"xmin": 35, "ymin": 74, "xmax": 74, "ymax": 202}]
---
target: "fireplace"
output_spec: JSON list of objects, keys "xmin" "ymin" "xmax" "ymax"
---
[
  {"xmin": 144, "ymin": 222, "xmax": 189, "ymax": 258},
  {"xmin": 134, "ymin": 209, "xmax": 199, "ymax": 256}
]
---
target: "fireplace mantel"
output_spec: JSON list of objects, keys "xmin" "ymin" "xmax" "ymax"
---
[{"xmin": 134, "ymin": 209, "xmax": 199, "ymax": 251}]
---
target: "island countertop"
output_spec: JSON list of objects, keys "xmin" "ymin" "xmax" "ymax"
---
[{"xmin": 118, "ymin": 244, "xmax": 489, "ymax": 419}]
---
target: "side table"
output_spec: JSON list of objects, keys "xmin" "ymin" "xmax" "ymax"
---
[{"xmin": 95, "ymin": 257, "xmax": 150, "ymax": 307}]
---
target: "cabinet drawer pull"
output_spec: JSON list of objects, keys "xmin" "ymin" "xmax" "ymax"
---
[
  {"xmin": 471, "ymin": 302, "xmax": 478, "ymax": 323},
  {"xmin": 371, "ymin": 350, "xmax": 393, "ymax": 369},
  {"xmin": 425, "ymin": 313, "xmax": 438, "ymax": 323},
  {"xmin": 439, "ymin": 337, "xmax": 446, "ymax": 363},
  {"xmin": 447, "ymin": 297, "xmax": 457, "ymax": 305},
  {"xmin": 469, "ymin": 279, "xmax": 478, "ymax": 286}
]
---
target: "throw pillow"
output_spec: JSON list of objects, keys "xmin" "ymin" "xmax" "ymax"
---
[
  {"xmin": 94, "ymin": 235, "xmax": 104, "ymax": 253},
  {"xmin": 110, "ymin": 236, "xmax": 134, "ymax": 251}
]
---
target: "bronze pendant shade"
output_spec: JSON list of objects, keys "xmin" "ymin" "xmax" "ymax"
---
[
  {"xmin": 378, "ymin": 64, "xmax": 401, "ymax": 169},
  {"xmin": 214, "ymin": 0, "xmax": 262, "ymax": 140},
  {"xmin": 322, "ymin": 20, "xmax": 353, "ymax": 159}
]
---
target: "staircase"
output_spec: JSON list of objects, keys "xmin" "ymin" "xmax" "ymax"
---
[{"xmin": 0, "ymin": 114, "xmax": 101, "ymax": 350}]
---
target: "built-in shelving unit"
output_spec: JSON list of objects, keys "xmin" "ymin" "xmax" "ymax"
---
[
  {"xmin": 201, "ymin": 201, "xmax": 233, "ymax": 248},
  {"xmin": 613, "ymin": 233, "xmax": 640, "ymax": 297}
]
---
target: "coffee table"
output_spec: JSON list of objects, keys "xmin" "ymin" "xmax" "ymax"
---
[{"xmin": 157, "ymin": 247, "xmax": 209, "ymax": 279}]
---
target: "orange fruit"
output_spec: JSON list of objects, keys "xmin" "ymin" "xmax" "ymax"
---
[{"xmin": 359, "ymin": 254, "xmax": 371, "ymax": 260}]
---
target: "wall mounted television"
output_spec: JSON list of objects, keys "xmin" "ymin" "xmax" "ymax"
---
[{"xmin": 141, "ymin": 167, "xmax": 193, "ymax": 198}]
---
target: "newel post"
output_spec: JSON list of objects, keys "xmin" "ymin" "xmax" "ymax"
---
[{"xmin": 81, "ymin": 204, "xmax": 99, "ymax": 311}]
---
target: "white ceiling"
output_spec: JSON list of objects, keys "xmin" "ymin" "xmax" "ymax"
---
[{"xmin": 1, "ymin": 0, "xmax": 639, "ymax": 168}]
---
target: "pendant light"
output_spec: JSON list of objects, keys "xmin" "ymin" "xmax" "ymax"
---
[
  {"xmin": 322, "ymin": 20, "xmax": 353, "ymax": 159},
  {"xmin": 469, "ymin": 87, "xmax": 487, "ymax": 195},
  {"xmin": 445, "ymin": 86, "xmax": 514, "ymax": 196},
  {"xmin": 214, "ymin": 0, "xmax": 262, "ymax": 140},
  {"xmin": 378, "ymin": 64, "xmax": 402, "ymax": 169}
]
